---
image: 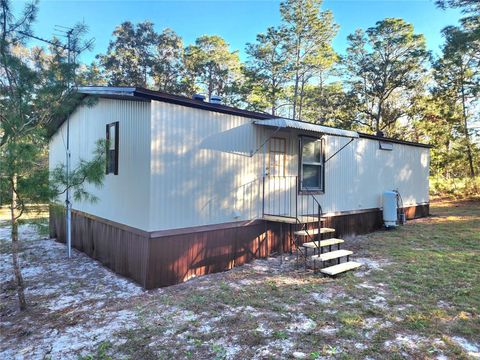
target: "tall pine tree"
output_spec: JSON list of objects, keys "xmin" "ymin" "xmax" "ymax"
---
[
  {"xmin": 0, "ymin": 0, "xmax": 106, "ymax": 310},
  {"xmin": 280, "ymin": 0, "xmax": 337, "ymax": 120},
  {"xmin": 343, "ymin": 18, "xmax": 429, "ymax": 134}
]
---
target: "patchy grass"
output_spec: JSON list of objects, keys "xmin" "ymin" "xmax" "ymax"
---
[
  {"xmin": 364, "ymin": 200, "xmax": 480, "ymax": 343},
  {"xmin": 0, "ymin": 204, "xmax": 49, "ymax": 222},
  {"xmin": 1, "ymin": 199, "xmax": 479, "ymax": 359},
  {"xmin": 0, "ymin": 204, "xmax": 49, "ymax": 242}
]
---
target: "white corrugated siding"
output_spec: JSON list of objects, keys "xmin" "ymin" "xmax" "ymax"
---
[
  {"xmin": 149, "ymin": 101, "xmax": 266, "ymax": 230},
  {"xmin": 311, "ymin": 135, "xmax": 430, "ymax": 214},
  {"xmin": 150, "ymin": 102, "xmax": 429, "ymax": 230},
  {"xmin": 262, "ymin": 131, "xmax": 429, "ymax": 217},
  {"xmin": 50, "ymin": 98, "xmax": 429, "ymax": 232},
  {"xmin": 149, "ymin": 101, "xmax": 429, "ymax": 231},
  {"xmin": 49, "ymin": 98, "xmax": 151, "ymax": 230}
]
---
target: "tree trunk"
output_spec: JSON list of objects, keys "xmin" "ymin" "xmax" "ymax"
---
[
  {"xmin": 292, "ymin": 73, "xmax": 299, "ymax": 120},
  {"xmin": 460, "ymin": 82, "xmax": 475, "ymax": 177},
  {"xmin": 10, "ymin": 173, "xmax": 27, "ymax": 311},
  {"xmin": 271, "ymin": 76, "xmax": 277, "ymax": 116},
  {"xmin": 317, "ymin": 74, "xmax": 324, "ymax": 123},
  {"xmin": 445, "ymin": 138, "xmax": 451, "ymax": 179},
  {"xmin": 375, "ymin": 99, "xmax": 383, "ymax": 134},
  {"xmin": 298, "ymin": 75, "xmax": 306, "ymax": 120},
  {"xmin": 292, "ymin": 37, "xmax": 302, "ymax": 120},
  {"xmin": 207, "ymin": 65, "xmax": 213, "ymax": 100}
]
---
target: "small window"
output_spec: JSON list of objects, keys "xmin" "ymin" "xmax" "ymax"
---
[
  {"xmin": 299, "ymin": 136, "xmax": 324, "ymax": 192},
  {"xmin": 106, "ymin": 122, "xmax": 119, "ymax": 175},
  {"xmin": 379, "ymin": 141, "xmax": 393, "ymax": 151}
]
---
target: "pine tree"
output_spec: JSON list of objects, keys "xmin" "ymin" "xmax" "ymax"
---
[
  {"xmin": 245, "ymin": 27, "xmax": 291, "ymax": 115},
  {"xmin": 436, "ymin": 0, "xmax": 480, "ymax": 41},
  {"xmin": 343, "ymin": 18, "xmax": 429, "ymax": 134},
  {"xmin": 77, "ymin": 61, "xmax": 107, "ymax": 86},
  {"xmin": 97, "ymin": 21, "xmax": 157, "ymax": 87},
  {"xmin": 0, "ymin": 0, "xmax": 106, "ymax": 310},
  {"xmin": 152, "ymin": 28, "xmax": 184, "ymax": 93},
  {"xmin": 434, "ymin": 26, "xmax": 479, "ymax": 177},
  {"xmin": 280, "ymin": 0, "xmax": 338, "ymax": 119},
  {"xmin": 183, "ymin": 35, "xmax": 243, "ymax": 104}
]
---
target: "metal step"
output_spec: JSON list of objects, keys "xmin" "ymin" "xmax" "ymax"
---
[
  {"xmin": 320, "ymin": 261, "xmax": 362, "ymax": 276},
  {"xmin": 302, "ymin": 238, "xmax": 344, "ymax": 249},
  {"xmin": 298, "ymin": 216, "xmax": 327, "ymax": 224},
  {"xmin": 311, "ymin": 249, "xmax": 353, "ymax": 262},
  {"xmin": 294, "ymin": 228, "xmax": 335, "ymax": 236}
]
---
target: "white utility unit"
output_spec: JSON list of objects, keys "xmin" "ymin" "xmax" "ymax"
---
[{"xmin": 383, "ymin": 191, "xmax": 398, "ymax": 228}]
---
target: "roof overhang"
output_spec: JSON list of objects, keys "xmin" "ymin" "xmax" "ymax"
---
[
  {"xmin": 76, "ymin": 86, "xmax": 273, "ymax": 120},
  {"xmin": 358, "ymin": 132, "xmax": 432, "ymax": 148},
  {"xmin": 253, "ymin": 118, "xmax": 359, "ymax": 138},
  {"xmin": 76, "ymin": 86, "xmax": 137, "ymax": 97}
]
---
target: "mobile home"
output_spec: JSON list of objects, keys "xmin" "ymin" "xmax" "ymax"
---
[{"xmin": 49, "ymin": 87, "xmax": 430, "ymax": 288}]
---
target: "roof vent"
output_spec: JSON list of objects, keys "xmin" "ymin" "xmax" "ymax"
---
[
  {"xmin": 210, "ymin": 95, "xmax": 222, "ymax": 104},
  {"xmin": 192, "ymin": 93, "xmax": 206, "ymax": 102}
]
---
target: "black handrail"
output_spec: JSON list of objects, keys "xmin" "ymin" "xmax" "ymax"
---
[{"xmin": 262, "ymin": 175, "xmax": 324, "ymax": 268}]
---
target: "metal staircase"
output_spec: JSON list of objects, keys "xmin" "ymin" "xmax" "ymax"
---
[{"xmin": 262, "ymin": 175, "xmax": 361, "ymax": 276}]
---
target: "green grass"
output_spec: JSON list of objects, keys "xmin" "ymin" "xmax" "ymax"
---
[
  {"xmin": 360, "ymin": 200, "xmax": 480, "ymax": 344},
  {"xmin": 79, "ymin": 341, "xmax": 114, "ymax": 360},
  {"xmin": 0, "ymin": 204, "xmax": 49, "ymax": 222},
  {"xmin": 166, "ymin": 200, "xmax": 479, "ymax": 357}
]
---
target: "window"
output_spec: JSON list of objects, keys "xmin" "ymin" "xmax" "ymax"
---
[
  {"xmin": 106, "ymin": 122, "xmax": 119, "ymax": 175},
  {"xmin": 299, "ymin": 136, "xmax": 324, "ymax": 192},
  {"xmin": 268, "ymin": 137, "xmax": 286, "ymax": 176},
  {"xmin": 379, "ymin": 141, "xmax": 393, "ymax": 151}
]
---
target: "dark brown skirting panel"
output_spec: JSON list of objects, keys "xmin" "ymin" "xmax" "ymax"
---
[
  {"xmin": 146, "ymin": 220, "xmax": 281, "ymax": 289},
  {"xmin": 319, "ymin": 204, "xmax": 429, "ymax": 238},
  {"xmin": 49, "ymin": 203, "xmax": 429, "ymax": 289},
  {"xmin": 49, "ymin": 206, "xmax": 150, "ymax": 287},
  {"xmin": 403, "ymin": 203, "xmax": 430, "ymax": 219}
]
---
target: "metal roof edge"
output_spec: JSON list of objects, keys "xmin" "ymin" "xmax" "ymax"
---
[
  {"xmin": 49, "ymin": 86, "xmax": 275, "ymax": 136},
  {"xmin": 74, "ymin": 86, "xmax": 275, "ymax": 120},
  {"xmin": 48, "ymin": 88, "xmax": 148, "ymax": 138},
  {"xmin": 253, "ymin": 118, "xmax": 359, "ymax": 139},
  {"xmin": 132, "ymin": 87, "xmax": 274, "ymax": 120},
  {"xmin": 358, "ymin": 132, "xmax": 433, "ymax": 149},
  {"xmin": 53, "ymin": 88, "xmax": 432, "ymax": 150},
  {"xmin": 77, "ymin": 86, "xmax": 137, "ymax": 96}
]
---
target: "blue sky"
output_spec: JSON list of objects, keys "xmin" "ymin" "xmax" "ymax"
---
[{"xmin": 17, "ymin": 0, "xmax": 462, "ymax": 64}]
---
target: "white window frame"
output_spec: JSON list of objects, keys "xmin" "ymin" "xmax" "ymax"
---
[{"xmin": 299, "ymin": 136, "xmax": 324, "ymax": 193}]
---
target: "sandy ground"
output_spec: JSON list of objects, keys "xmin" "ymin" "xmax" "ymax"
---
[
  {"xmin": 0, "ymin": 223, "xmax": 143, "ymax": 359},
  {"xmin": 1, "ymin": 216, "xmax": 479, "ymax": 359}
]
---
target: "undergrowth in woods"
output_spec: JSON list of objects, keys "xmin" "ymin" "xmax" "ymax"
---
[{"xmin": 431, "ymin": 176, "xmax": 480, "ymax": 199}]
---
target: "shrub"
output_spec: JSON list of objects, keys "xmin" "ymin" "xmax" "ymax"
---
[{"xmin": 430, "ymin": 176, "xmax": 480, "ymax": 199}]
